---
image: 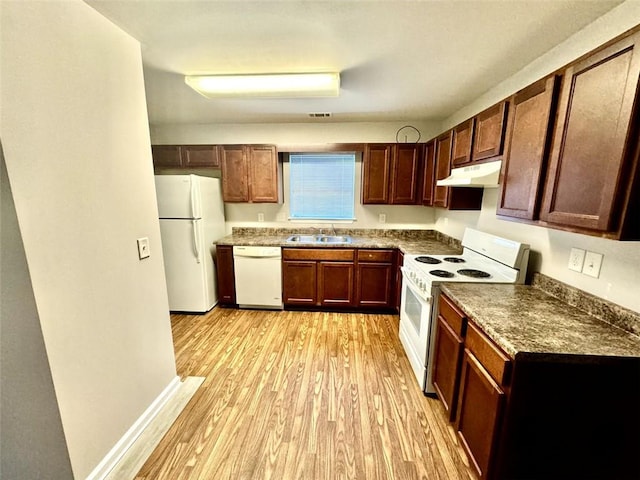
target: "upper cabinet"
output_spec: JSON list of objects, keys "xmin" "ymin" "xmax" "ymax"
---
[
  {"xmin": 451, "ymin": 119, "xmax": 475, "ymax": 167},
  {"xmin": 151, "ymin": 145, "xmax": 220, "ymax": 168},
  {"xmin": 539, "ymin": 30, "xmax": 640, "ymax": 238},
  {"xmin": 421, "ymin": 140, "xmax": 436, "ymax": 206},
  {"xmin": 434, "ymin": 131, "xmax": 483, "ymax": 210},
  {"xmin": 497, "ymin": 76, "xmax": 559, "ymax": 220},
  {"xmin": 362, "ymin": 143, "xmax": 423, "ymax": 205},
  {"xmin": 472, "ymin": 101, "xmax": 508, "ymax": 162},
  {"xmin": 220, "ymin": 144, "xmax": 280, "ymax": 203},
  {"xmin": 362, "ymin": 144, "xmax": 392, "ymax": 204},
  {"xmin": 451, "ymin": 101, "xmax": 508, "ymax": 169},
  {"xmin": 497, "ymin": 29, "xmax": 640, "ymax": 239}
]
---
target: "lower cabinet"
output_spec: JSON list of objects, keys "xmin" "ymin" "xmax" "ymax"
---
[
  {"xmin": 282, "ymin": 248, "xmax": 355, "ymax": 307},
  {"xmin": 434, "ymin": 293, "xmax": 640, "ymax": 480},
  {"xmin": 215, "ymin": 245, "xmax": 236, "ymax": 305},
  {"xmin": 355, "ymin": 249, "xmax": 396, "ymax": 308},
  {"xmin": 282, "ymin": 248, "xmax": 396, "ymax": 310},
  {"xmin": 318, "ymin": 261, "xmax": 355, "ymax": 307},
  {"xmin": 432, "ymin": 300, "xmax": 465, "ymax": 420}
]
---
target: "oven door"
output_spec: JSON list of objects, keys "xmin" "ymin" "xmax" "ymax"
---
[{"xmin": 399, "ymin": 268, "xmax": 433, "ymax": 390}]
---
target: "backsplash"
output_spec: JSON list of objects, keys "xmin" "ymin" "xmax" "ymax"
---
[
  {"xmin": 532, "ymin": 272, "xmax": 640, "ymax": 338},
  {"xmin": 231, "ymin": 226, "xmax": 461, "ymax": 248}
]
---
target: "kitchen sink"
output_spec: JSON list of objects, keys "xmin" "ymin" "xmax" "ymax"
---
[{"xmin": 286, "ymin": 234, "xmax": 352, "ymax": 244}]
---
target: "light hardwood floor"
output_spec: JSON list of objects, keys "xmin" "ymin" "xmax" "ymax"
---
[{"xmin": 134, "ymin": 308, "xmax": 476, "ymax": 480}]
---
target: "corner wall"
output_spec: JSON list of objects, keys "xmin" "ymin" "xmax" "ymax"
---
[{"xmin": 1, "ymin": 2, "xmax": 177, "ymax": 477}]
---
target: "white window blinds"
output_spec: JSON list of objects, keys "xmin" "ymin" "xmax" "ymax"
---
[{"xmin": 289, "ymin": 153, "xmax": 356, "ymax": 220}]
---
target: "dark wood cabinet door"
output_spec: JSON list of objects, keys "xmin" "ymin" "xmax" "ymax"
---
[
  {"xmin": 540, "ymin": 31, "xmax": 640, "ymax": 231},
  {"xmin": 434, "ymin": 131, "xmax": 453, "ymax": 208},
  {"xmin": 362, "ymin": 144, "xmax": 392, "ymax": 204},
  {"xmin": 472, "ymin": 102, "xmax": 508, "ymax": 162},
  {"xmin": 456, "ymin": 349, "xmax": 505, "ymax": 479},
  {"xmin": 390, "ymin": 144, "xmax": 422, "ymax": 204},
  {"xmin": 183, "ymin": 145, "xmax": 220, "ymax": 168},
  {"xmin": 356, "ymin": 263, "xmax": 394, "ymax": 308},
  {"xmin": 395, "ymin": 251, "xmax": 403, "ymax": 310},
  {"xmin": 318, "ymin": 261, "xmax": 354, "ymax": 307},
  {"xmin": 220, "ymin": 145, "xmax": 249, "ymax": 202},
  {"xmin": 498, "ymin": 77, "xmax": 559, "ymax": 220},
  {"xmin": 421, "ymin": 140, "xmax": 436, "ymax": 205},
  {"xmin": 215, "ymin": 245, "xmax": 236, "ymax": 305},
  {"xmin": 282, "ymin": 260, "xmax": 317, "ymax": 306},
  {"xmin": 152, "ymin": 145, "xmax": 183, "ymax": 168},
  {"xmin": 432, "ymin": 316, "xmax": 464, "ymax": 421},
  {"xmin": 452, "ymin": 119, "xmax": 475, "ymax": 167},
  {"xmin": 248, "ymin": 145, "xmax": 279, "ymax": 202}
]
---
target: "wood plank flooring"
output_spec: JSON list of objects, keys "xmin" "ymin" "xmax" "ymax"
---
[{"xmin": 134, "ymin": 308, "xmax": 475, "ymax": 480}]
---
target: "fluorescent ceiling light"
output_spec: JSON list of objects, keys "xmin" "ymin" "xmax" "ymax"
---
[{"xmin": 184, "ymin": 72, "xmax": 340, "ymax": 98}]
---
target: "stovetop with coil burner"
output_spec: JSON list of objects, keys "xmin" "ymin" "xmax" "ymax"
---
[{"xmin": 403, "ymin": 229, "xmax": 530, "ymax": 288}]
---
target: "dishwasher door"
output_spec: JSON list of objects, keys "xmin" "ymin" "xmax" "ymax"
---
[{"xmin": 233, "ymin": 246, "xmax": 283, "ymax": 309}]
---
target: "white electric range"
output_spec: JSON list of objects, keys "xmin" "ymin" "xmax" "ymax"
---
[{"xmin": 399, "ymin": 228, "xmax": 530, "ymax": 394}]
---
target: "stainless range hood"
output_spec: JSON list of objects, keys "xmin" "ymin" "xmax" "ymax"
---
[{"xmin": 436, "ymin": 159, "xmax": 502, "ymax": 188}]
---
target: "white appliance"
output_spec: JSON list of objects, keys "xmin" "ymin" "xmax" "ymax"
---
[
  {"xmin": 155, "ymin": 175, "xmax": 226, "ymax": 312},
  {"xmin": 399, "ymin": 228, "xmax": 529, "ymax": 394},
  {"xmin": 233, "ymin": 246, "xmax": 283, "ymax": 309}
]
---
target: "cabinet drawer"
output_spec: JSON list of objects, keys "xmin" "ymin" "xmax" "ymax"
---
[
  {"xmin": 282, "ymin": 248, "xmax": 354, "ymax": 261},
  {"xmin": 438, "ymin": 294, "xmax": 466, "ymax": 337},
  {"xmin": 465, "ymin": 321, "xmax": 511, "ymax": 386},
  {"xmin": 357, "ymin": 249, "xmax": 394, "ymax": 263}
]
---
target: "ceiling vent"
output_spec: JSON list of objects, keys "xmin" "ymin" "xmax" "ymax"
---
[{"xmin": 308, "ymin": 112, "xmax": 332, "ymax": 118}]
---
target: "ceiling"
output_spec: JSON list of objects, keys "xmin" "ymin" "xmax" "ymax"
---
[{"xmin": 86, "ymin": 0, "xmax": 623, "ymax": 125}]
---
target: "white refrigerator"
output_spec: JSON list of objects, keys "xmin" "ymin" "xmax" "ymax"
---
[{"xmin": 155, "ymin": 175, "xmax": 226, "ymax": 312}]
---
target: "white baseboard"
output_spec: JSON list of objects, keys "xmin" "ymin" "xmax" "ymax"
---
[{"xmin": 85, "ymin": 375, "xmax": 181, "ymax": 480}]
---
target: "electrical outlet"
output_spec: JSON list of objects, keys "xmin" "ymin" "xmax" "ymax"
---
[
  {"xmin": 379, "ymin": 213, "xmax": 386, "ymax": 224},
  {"xmin": 568, "ymin": 248, "xmax": 585, "ymax": 272},
  {"xmin": 583, "ymin": 251, "xmax": 603, "ymax": 278},
  {"xmin": 258, "ymin": 213, "xmax": 264, "ymax": 222},
  {"xmin": 137, "ymin": 237, "xmax": 150, "ymax": 260}
]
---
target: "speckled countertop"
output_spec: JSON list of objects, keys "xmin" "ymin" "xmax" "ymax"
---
[
  {"xmin": 215, "ymin": 228, "xmax": 462, "ymax": 255},
  {"xmin": 440, "ymin": 281, "xmax": 640, "ymax": 362}
]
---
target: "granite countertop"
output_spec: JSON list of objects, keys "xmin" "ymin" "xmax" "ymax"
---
[
  {"xmin": 440, "ymin": 282, "xmax": 640, "ymax": 362},
  {"xmin": 215, "ymin": 228, "xmax": 462, "ymax": 256}
]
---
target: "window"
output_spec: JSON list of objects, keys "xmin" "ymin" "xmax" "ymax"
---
[{"xmin": 289, "ymin": 153, "xmax": 356, "ymax": 220}]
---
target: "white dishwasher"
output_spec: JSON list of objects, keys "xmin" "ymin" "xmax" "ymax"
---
[{"xmin": 233, "ymin": 246, "xmax": 283, "ymax": 309}]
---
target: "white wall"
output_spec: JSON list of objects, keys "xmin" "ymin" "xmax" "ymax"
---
[
  {"xmin": 1, "ymin": 144, "xmax": 74, "ymax": 479},
  {"xmin": 435, "ymin": 1, "xmax": 640, "ymax": 313},
  {"xmin": 1, "ymin": 2, "xmax": 177, "ymax": 478}
]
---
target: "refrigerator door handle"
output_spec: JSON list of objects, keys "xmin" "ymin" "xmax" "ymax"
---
[
  {"xmin": 189, "ymin": 175, "xmax": 196, "ymax": 218},
  {"xmin": 192, "ymin": 220, "xmax": 201, "ymax": 263}
]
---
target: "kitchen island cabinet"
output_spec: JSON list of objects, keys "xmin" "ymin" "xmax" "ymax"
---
[{"xmin": 434, "ymin": 285, "xmax": 640, "ymax": 480}]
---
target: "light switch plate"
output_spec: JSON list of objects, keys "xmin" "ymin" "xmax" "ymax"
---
[
  {"xmin": 568, "ymin": 248, "xmax": 585, "ymax": 272},
  {"xmin": 583, "ymin": 251, "xmax": 603, "ymax": 278},
  {"xmin": 258, "ymin": 213, "xmax": 264, "ymax": 222},
  {"xmin": 137, "ymin": 237, "xmax": 150, "ymax": 259}
]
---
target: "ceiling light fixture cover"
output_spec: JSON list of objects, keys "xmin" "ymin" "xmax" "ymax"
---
[{"xmin": 185, "ymin": 72, "xmax": 340, "ymax": 98}]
